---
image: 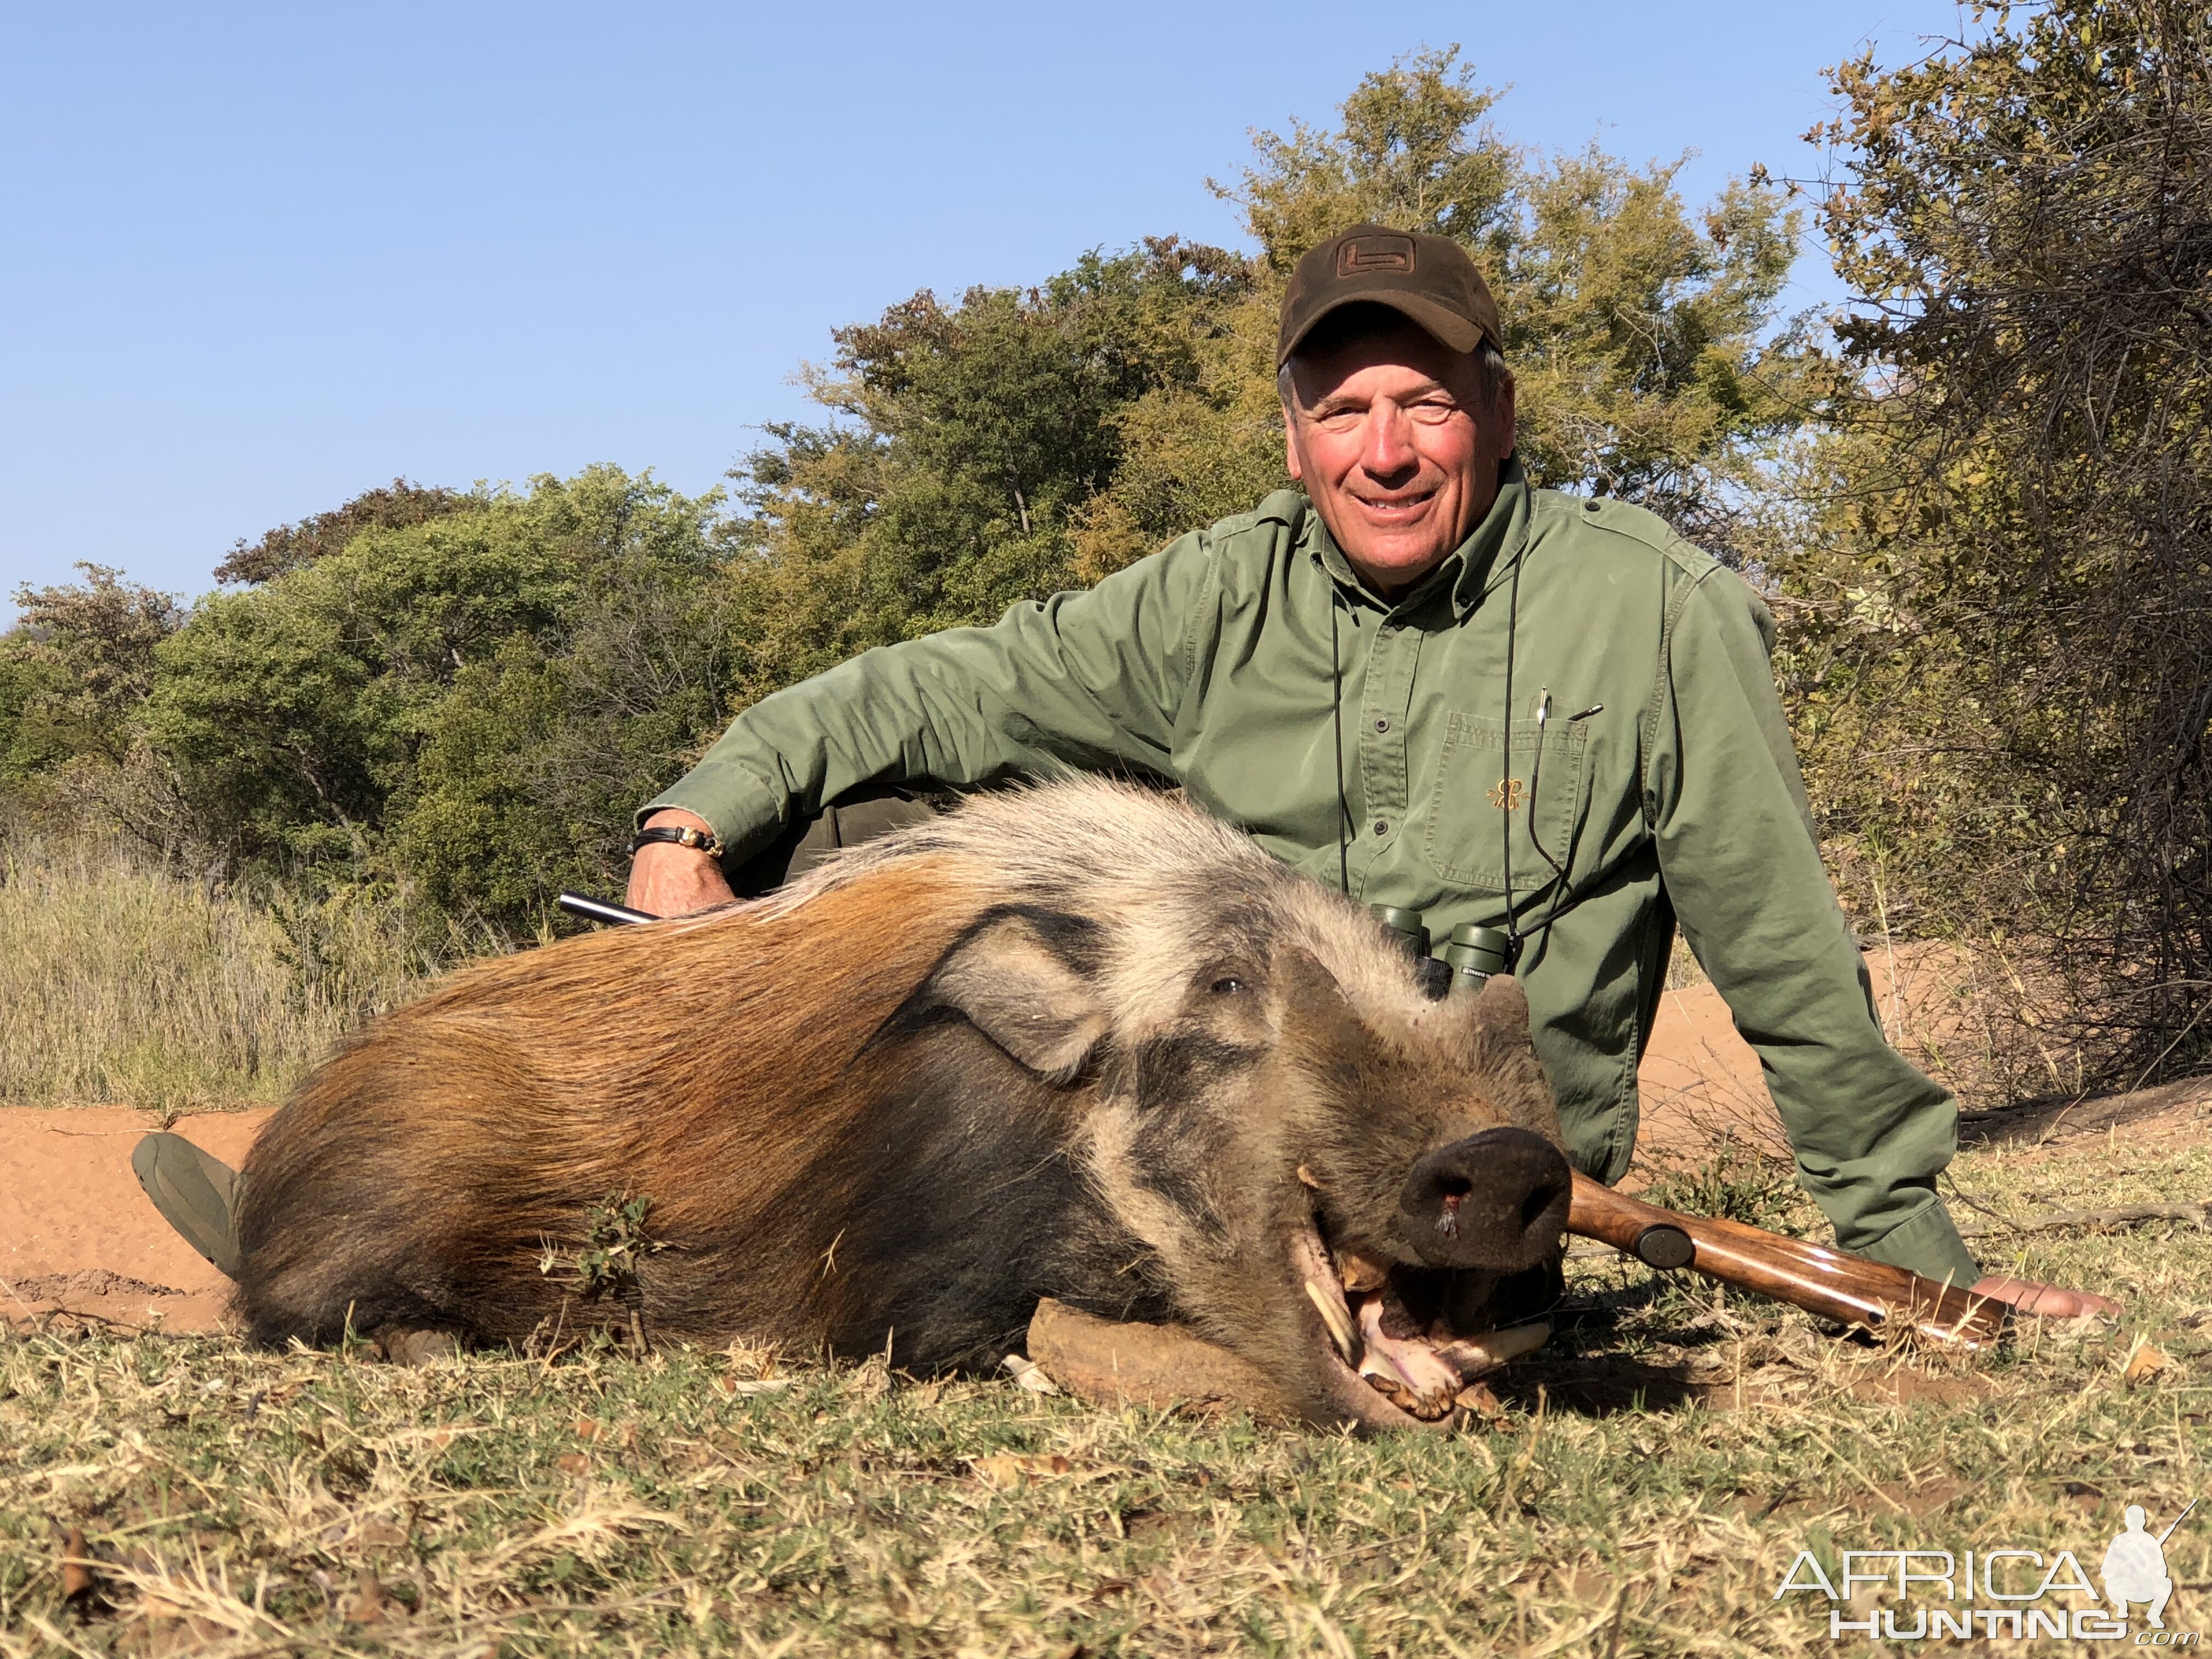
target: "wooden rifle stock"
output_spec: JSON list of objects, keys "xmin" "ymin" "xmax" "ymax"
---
[{"xmin": 1567, "ymin": 1171, "xmax": 2006, "ymax": 1348}]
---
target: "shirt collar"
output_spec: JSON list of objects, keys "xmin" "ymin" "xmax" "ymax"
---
[{"xmin": 1304, "ymin": 457, "xmax": 1532, "ymax": 620}]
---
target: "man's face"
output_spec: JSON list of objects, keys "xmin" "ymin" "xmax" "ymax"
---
[{"xmin": 1283, "ymin": 317, "xmax": 1516, "ymax": 595}]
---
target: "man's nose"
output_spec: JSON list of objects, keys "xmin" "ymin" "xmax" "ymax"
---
[{"xmin": 1360, "ymin": 404, "xmax": 1417, "ymax": 478}]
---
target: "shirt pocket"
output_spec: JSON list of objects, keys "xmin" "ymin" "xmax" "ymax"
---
[{"xmin": 1423, "ymin": 711, "xmax": 1589, "ymax": 893}]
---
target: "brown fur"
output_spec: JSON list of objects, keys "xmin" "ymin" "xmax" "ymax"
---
[{"xmin": 235, "ymin": 780, "xmax": 1567, "ymax": 1418}]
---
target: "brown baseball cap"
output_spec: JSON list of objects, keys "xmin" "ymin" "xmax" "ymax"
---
[{"xmin": 1276, "ymin": 224, "xmax": 1504, "ymax": 368}]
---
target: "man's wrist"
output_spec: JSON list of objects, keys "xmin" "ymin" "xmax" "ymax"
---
[
  {"xmin": 631, "ymin": 820, "xmax": 726, "ymax": 860},
  {"xmin": 634, "ymin": 808, "xmax": 724, "ymax": 860}
]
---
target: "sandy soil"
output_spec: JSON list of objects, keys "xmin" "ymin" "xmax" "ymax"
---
[
  {"xmin": 1, "ymin": 1107, "xmax": 269, "ymax": 1335},
  {"xmin": 5, "ymin": 969, "xmax": 2204, "ymax": 1337}
]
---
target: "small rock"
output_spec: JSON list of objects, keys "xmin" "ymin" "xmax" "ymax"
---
[{"xmin": 1026, "ymin": 1299, "xmax": 1290, "ymax": 1421}]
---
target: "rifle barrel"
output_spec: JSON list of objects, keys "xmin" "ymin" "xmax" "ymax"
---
[
  {"xmin": 2157, "ymin": 1498, "xmax": 2198, "ymax": 1545},
  {"xmin": 556, "ymin": 891, "xmax": 659, "ymax": 927}
]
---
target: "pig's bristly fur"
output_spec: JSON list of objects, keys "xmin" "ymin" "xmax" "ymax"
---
[{"xmin": 234, "ymin": 778, "xmax": 1566, "ymax": 1429}]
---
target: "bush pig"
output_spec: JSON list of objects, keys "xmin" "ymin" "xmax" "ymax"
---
[{"xmin": 235, "ymin": 778, "xmax": 1572, "ymax": 1430}]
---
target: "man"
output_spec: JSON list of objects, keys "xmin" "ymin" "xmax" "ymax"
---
[{"xmin": 631, "ymin": 225, "xmax": 2106, "ymax": 1317}]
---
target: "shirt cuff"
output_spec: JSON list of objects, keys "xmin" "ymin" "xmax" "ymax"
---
[
  {"xmin": 637, "ymin": 764, "xmax": 786, "ymax": 868},
  {"xmin": 1849, "ymin": 1198, "xmax": 1980, "ymax": 1290}
]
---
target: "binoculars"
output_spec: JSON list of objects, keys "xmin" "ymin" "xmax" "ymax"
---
[{"xmin": 1370, "ymin": 906, "xmax": 1513, "ymax": 1000}]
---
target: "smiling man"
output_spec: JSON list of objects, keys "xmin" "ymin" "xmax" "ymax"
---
[{"xmin": 629, "ymin": 225, "xmax": 2105, "ymax": 1318}]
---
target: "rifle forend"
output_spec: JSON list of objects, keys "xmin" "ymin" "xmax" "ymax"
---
[{"xmin": 1567, "ymin": 1172, "xmax": 2007, "ymax": 1348}]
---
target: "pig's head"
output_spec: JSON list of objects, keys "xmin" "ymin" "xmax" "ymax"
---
[{"xmin": 786, "ymin": 778, "xmax": 1572, "ymax": 1430}]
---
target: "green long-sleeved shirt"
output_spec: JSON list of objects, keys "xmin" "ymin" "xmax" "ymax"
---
[{"xmin": 646, "ymin": 463, "xmax": 1979, "ymax": 1285}]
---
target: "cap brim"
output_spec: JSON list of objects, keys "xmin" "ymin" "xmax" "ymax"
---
[{"xmin": 1278, "ymin": 292, "xmax": 1488, "ymax": 367}]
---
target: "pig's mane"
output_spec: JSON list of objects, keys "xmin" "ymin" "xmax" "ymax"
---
[
  {"xmin": 759, "ymin": 778, "xmax": 1287, "ymax": 919},
  {"xmin": 724, "ymin": 777, "xmax": 1432, "ymax": 1032}
]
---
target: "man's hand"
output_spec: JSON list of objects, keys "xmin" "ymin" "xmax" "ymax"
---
[
  {"xmin": 1970, "ymin": 1273, "xmax": 2121, "ymax": 1320},
  {"xmin": 625, "ymin": 809, "xmax": 736, "ymax": 917}
]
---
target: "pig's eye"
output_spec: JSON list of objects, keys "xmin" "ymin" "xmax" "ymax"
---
[{"xmin": 1209, "ymin": 975, "xmax": 1249, "ymax": 996}]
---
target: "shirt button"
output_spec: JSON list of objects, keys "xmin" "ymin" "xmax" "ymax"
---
[
  {"xmin": 1374, "ymin": 718, "xmax": 1390, "ymax": 733},
  {"xmin": 1584, "ymin": 498, "xmax": 1601, "ymax": 513},
  {"xmin": 1373, "ymin": 820, "xmax": 1390, "ymax": 837}
]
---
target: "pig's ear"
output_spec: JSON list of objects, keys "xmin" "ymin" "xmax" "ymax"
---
[
  {"xmin": 923, "ymin": 907, "xmax": 1111, "ymax": 1082},
  {"xmin": 1461, "ymin": 974, "xmax": 1558, "ymax": 1122}
]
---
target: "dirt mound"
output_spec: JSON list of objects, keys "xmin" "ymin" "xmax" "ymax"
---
[
  {"xmin": 1961, "ymin": 1071, "xmax": 2212, "ymax": 1152},
  {"xmin": 9, "ymin": 1268, "xmax": 182, "ymax": 1301}
]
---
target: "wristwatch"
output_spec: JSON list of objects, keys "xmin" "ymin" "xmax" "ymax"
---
[{"xmin": 630, "ymin": 824, "xmax": 726, "ymax": 859}]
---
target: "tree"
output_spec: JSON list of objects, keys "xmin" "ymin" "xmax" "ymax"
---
[
  {"xmin": 726, "ymin": 240, "xmax": 1254, "ymax": 702},
  {"xmin": 1795, "ymin": 0, "xmax": 2212, "ymax": 1077},
  {"xmin": 143, "ymin": 466, "xmax": 746, "ymax": 934},
  {"xmin": 1, "ymin": 564, "xmax": 183, "ymax": 775},
  {"xmin": 216, "ymin": 478, "xmax": 482, "ymax": 585}
]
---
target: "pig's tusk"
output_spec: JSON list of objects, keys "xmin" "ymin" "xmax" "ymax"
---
[
  {"xmin": 1435, "ymin": 1320, "xmax": 1550, "ymax": 1379},
  {"xmin": 1304, "ymin": 1278, "xmax": 1361, "ymax": 1364}
]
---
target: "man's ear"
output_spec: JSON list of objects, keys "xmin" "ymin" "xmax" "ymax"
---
[
  {"xmin": 922, "ymin": 907, "xmax": 1110, "ymax": 1084},
  {"xmin": 1283, "ymin": 404, "xmax": 1305, "ymax": 482},
  {"xmin": 1489, "ymin": 373, "xmax": 1517, "ymax": 464}
]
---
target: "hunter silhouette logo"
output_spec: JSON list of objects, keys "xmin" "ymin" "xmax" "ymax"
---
[{"xmin": 2105, "ymin": 1501, "xmax": 2195, "ymax": 1630}]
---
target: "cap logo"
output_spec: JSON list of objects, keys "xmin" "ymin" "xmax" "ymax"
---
[{"xmin": 1336, "ymin": 233, "xmax": 1416, "ymax": 277}]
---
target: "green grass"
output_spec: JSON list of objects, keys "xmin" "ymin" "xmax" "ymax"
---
[{"xmin": 4, "ymin": 1130, "xmax": 2207, "ymax": 1657}]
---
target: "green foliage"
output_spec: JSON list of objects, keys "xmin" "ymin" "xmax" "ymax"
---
[
  {"xmin": 215, "ymin": 476, "xmax": 481, "ymax": 585},
  {"xmin": 1786, "ymin": 0, "xmax": 2212, "ymax": 1080},
  {"xmin": 542, "ymin": 1194, "xmax": 668, "ymax": 1319},
  {"xmin": 0, "ymin": 563, "xmax": 182, "ymax": 779},
  {"xmin": 726, "ymin": 241, "xmax": 1259, "ymax": 701},
  {"xmin": 140, "ymin": 466, "xmax": 746, "ymax": 936}
]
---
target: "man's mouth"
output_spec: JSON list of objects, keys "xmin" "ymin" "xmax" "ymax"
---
[
  {"xmin": 1346, "ymin": 487, "xmax": 1438, "ymax": 524},
  {"xmin": 1288, "ymin": 1206, "xmax": 1548, "ymax": 1429}
]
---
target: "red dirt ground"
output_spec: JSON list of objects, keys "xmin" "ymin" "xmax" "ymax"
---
[
  {"xmin": 2, "ymin": 1107, "xmax": 268, "ymax": 1334},
  {"xmin": 5, "ymin": 969, "xmax": 2203, "ymax": 1336}
]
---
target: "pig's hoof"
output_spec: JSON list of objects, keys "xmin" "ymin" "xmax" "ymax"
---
[{"xmin": 370, "ymin": 1326, "xmax": 461, "ymax": 1366}]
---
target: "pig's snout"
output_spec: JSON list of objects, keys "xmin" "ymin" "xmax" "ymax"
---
[{"xmin": 1398, "ymin": 1128, "xmax": 1571, "ymax": 1271}]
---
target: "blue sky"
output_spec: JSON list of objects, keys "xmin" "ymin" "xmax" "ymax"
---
[{"xmin": 0, "ymin": 1, "xmax": 1974, "ymax": 621}]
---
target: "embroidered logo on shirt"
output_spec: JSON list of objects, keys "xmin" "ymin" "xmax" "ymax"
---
[{"xmin": 1488, "ymin": 777, "xmax": 1525, "ymax": 811}]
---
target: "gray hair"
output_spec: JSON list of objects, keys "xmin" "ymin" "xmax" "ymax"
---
[{"xmin": 1279, "ymin": 338, "xmax": 1510, "ymax": 417}]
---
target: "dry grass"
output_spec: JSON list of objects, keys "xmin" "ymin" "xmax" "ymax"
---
[
  {"xmin": 2, "ymin": 1129, "xmax": 2205, "ymax": 1657},
  {"xmin": 0, "ymin": 830, "xmax": 427, "ymax": 1113}
]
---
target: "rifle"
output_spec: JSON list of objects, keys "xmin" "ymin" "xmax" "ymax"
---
[
  {"xmin": 558, "ymin": 890, "xmax": 2007, "ymax": 1349},
  {"xmin": 1570, "ymin": 1172, "xmax": 2006, "ymax": 1347}
]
